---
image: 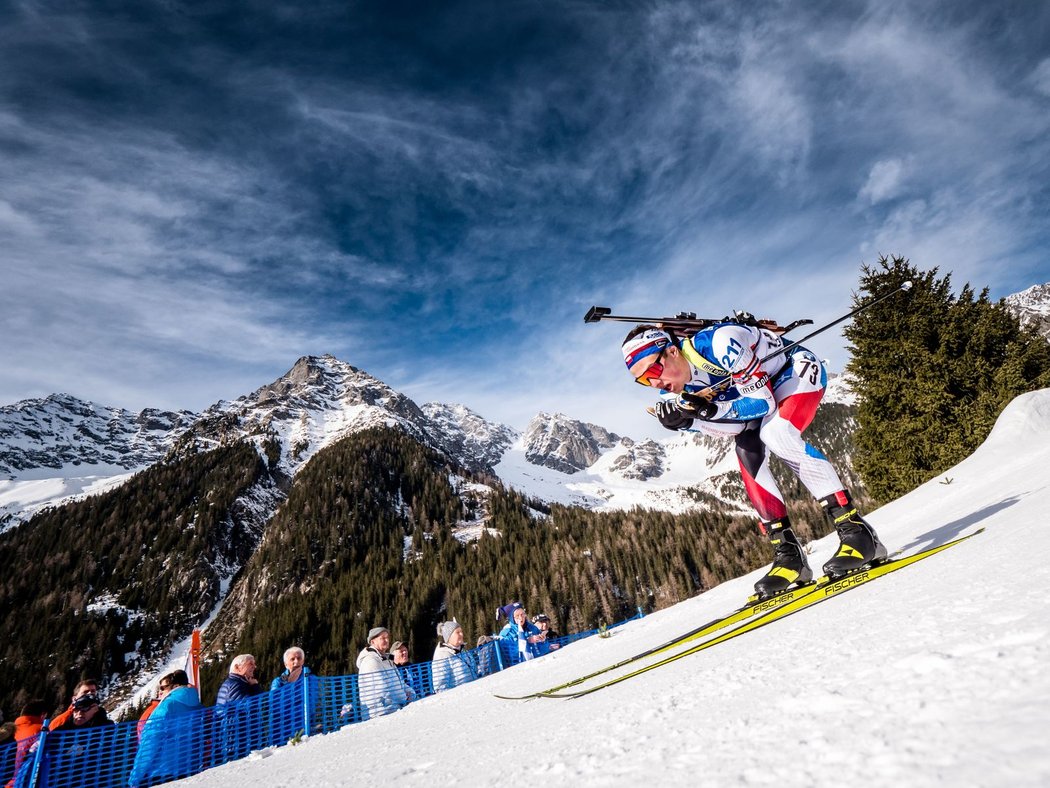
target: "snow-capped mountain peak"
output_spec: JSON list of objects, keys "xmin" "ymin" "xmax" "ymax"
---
[
  {"xmin": 1004, "ymin": 281, "xmax": 1050, "ymax": 340},
  {"xmin": 522, "ymin": 412, "xmax": 621, "ymax": 474},
  {"xmin": 0, "ymin": 393, "xmax": 197, "ymax": 479}
]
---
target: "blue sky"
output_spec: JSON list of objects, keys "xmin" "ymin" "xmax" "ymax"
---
[{"xmin": 2, "ymin": 0, "xmax": 1049, "ymax": 438}]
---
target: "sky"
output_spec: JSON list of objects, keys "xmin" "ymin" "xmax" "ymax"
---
[
  {"xmin": 177, "ymin": 388, "xmax": 1050, "ymax": 786},
  {"xmin": 2, "ymin": 0, "xmax": 1049, "ymax": 438}
]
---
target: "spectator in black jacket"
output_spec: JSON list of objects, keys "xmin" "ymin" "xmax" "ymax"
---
[{"xmin": 51, "ymin": 680, "xmax": 116, "ymax": 730}]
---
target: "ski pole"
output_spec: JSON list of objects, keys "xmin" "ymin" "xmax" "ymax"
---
[{"xmin": 699, "ymin": 279, "xmax": 914, "ymax": 396}]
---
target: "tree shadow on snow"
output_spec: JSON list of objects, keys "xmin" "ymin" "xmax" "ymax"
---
[{"xmin": 895, "ymin": 496, "xmax": 1022, "ymax": 554}]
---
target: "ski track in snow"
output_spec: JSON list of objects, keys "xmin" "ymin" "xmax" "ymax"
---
[{"xmin": 173, "ymin": 391, "xmax": 1050, "ymax": 786}]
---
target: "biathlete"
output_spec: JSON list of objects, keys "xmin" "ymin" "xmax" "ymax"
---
[{"xmin": 621, "ymin": 318, "xmax": 887, "ymax": 598}]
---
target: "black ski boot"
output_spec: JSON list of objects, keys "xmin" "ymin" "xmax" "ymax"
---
[
  {"xmin": 821, "ymin": 491, "xmax": 888, "ymax": 578},
  {"xmin": 753, "ymin": 518, "xmax": 814, "ymax": 600}
]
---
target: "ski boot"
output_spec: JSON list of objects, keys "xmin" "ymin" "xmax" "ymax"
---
[
  {"xmin": 752, "ymin": 518, "xmax": 814, "ymax": 601},
  {"xmin": 821, "ymin": 490, "xmax": 888, "ymax": 578}
]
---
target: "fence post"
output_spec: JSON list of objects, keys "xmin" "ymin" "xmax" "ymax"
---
[
  {"xmin": 25, "ymin": 718, "xmax": 50, "ymax": 788},
  {"xmin": 302, "ymin": 675, "xmax": 312, "ymax": 737},
  {"xmin": 636, "ymin": 606, "xmax": 644, "ymax": 619}
]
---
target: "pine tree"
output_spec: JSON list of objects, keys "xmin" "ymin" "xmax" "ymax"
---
[{"xmin": 845, "ymin": 255, "xmax": 1050, "ymax": 503}]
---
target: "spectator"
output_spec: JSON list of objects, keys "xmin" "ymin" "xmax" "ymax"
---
[
  {"xmin": 129, "ymin": 670, "xmax": 203, "ymax": 787},
  {"xmin": 215, "ymin": 655, "xmax": 265, "ymax": 761},
  {"xmin": 47, "ymin": 680, "xmax": 91, "ymax": 730},
  {"xmin": 270, "ymin": 647, "xmax": 312, "ymax": 691},
  {"xmin": 355, "ymin": 627, "xmax": 413, "ymax": 718},
  {"xmin": 215, "ymin": 654, "xmax": 265, "ymax": 706},
  {"xmin": 390, "ymin": 641, "xmax": 410, "ymax": 667},
  {"xmin": 5, "ymin": 699, "xmax": 47, "ymax": 788},
  {"xmin": 497, "ymin": 603, "xmax": 544, "ymax": 663},
  {"xmin": 390, "ymin": 640, "xmax": 428, "ymax": 700},
  {"xmin": 475, "ymin": 635, "xmax": 499, "ymax": 677},
  {"xmin": 270, "ymin": 647, "xmax": 319, "ymax": 741},
  {"xmin": 431, "ymin": 621, "xmax": 478, "ymax": 693},
  {"xmin": 50, "ymin": 680, "xmax": 115, "ymax": 730},
  {"xmin": 533, "ymin": 614, "xmax": 561, "ymax": 656}
]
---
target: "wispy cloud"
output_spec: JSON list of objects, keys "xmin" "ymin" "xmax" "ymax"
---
[{"xmin": 2, "ymin": 0, "xmax": 1048, "ymax": 435}]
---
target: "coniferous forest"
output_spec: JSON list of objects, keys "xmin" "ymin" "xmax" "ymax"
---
[
  {"xmin": 1, "ymin": 411, "xmax": 851, "ymax": 717},
  {"xmin": 846, "ymin": 256, "xmax": 1050, "ymax": 503},
  {"xmin": 0, "ymin": 442, "xmax": 279, "ymax": 714},
  {"xmin": 198, "ymin": 427, "xmax": 784, "ymax": 700}
]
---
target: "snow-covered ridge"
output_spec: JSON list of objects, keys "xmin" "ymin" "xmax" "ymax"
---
[
  {"xmin": 0, "ymin": 393, "xmax": 196, "ymax": 479},
  {"xmin": 1004, "ymin": 281, "xmax": 1050, "ymax": 340}
]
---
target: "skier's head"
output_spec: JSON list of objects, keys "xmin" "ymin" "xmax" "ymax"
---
[{"xmin": 622, "ymin": 325, "xmax": 690, "ymax": 393}]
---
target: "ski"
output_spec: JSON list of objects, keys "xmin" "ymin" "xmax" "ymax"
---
[
  {"xmin": 542, "ymin": 528, "xmax": 983, "ymax": 699},
  {"xmin": 493, "ymin": 581, "xmax": 821, "ymax": 700}
]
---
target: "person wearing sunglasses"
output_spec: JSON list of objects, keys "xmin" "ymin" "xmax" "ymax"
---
[
  {"xmin": 50, "ymin": 679, "xmax": 115, "ymax": 730},
  {"xmin": 621, "ymin": 321, "xmax": 886, "ymax": 599},
  {"xmin": 130, "ymin": 670, "xmax": 203, "ymax": 787}
]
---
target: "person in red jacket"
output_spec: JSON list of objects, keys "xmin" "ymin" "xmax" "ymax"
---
[{"xmin": 6, "ymin": 699, "xmax": 48, "ymax": 788}]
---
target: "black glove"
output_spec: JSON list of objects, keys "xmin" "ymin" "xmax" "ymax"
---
[
  {"xmin": 678, "ymin": 392, "xmax": 718, "ymax": 420},
  {"xmin": 654, "ymin": 399, "xmax": 694, "ymax": 431}
]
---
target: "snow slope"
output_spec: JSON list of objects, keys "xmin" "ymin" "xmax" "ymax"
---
[{"xmin": 179, "ymin": 391, "xmax": 1050, "ymax": 786}]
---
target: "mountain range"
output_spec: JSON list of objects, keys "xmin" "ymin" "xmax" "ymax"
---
[
  {"xmin": 0, "ymin": 355, "xmax": 858, "ymax": 529},
  {"xmin": 1, "ymin": 279, "xmax": 1046, "ymax": 715}
]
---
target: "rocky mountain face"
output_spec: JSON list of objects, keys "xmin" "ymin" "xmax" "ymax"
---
[
  {"xmin": 173, "ymin": 355, "xmax": 513, "ymax": 476},
  {"xmin": 0, "ymin": 356, "xmax": 865, "ymax": 531},
  {"xmin": 0, "ymin": 393, "xmax": 196, "ymax": 477},
  {"xmin": 1004, "ymin": 282, "xmax": 1050, "ymax": 341},
  {"xmin": 521, "ymin": 412, "xmax": 621, "ymax": 473}
]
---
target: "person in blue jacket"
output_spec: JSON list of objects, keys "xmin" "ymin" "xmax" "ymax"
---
[
  {"xmin": 214, "ymin": 654, "xmax": 265, "ymax": 760},
  {"xmin": 497, "ymin": 603, "xmax": 545, "ymax": 663},
  {"xmin": 270, "ymin": 646, "xmax": 312, "ymax": 691},
  {"xmin": 129, "ymin": 670, "xmax": 202, "ymax": 787},
  {"xmin": 215, "ymin": 654, "xmax": 265, "ymax": 705},
  {"xmin": 270, "ymin": 647, "xmax": 317, "ymax": 740}
]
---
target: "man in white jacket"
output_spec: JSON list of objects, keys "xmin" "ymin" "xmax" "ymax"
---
[{"xmin": 355, "ymin": 626, "xmax": 413, "ymax": 718}]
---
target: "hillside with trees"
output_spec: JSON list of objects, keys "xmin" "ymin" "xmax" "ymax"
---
[
  {"xmin": 845, "ymin": 255, "xmax": 1050, "ymax": 503},
  {"xmin": 0, "ymin": 441, "xmax": 281, "ymax": 715}
]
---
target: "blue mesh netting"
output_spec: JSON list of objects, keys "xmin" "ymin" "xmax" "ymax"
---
[{"xmin": 5, "ymin": 610, "xmax": 642, "ymax": 788}]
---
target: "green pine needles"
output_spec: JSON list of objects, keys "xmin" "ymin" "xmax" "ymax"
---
[{"xmin": 845, "ymin": 255, "xmax": 1050, "ymax": 504}]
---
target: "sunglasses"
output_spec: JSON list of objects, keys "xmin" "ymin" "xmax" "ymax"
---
[{"xmin": 633, "ymin": 349, "xmax": 666, "ymax": 387}]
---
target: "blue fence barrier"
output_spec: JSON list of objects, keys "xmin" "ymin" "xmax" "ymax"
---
[{"xmin": 0, "ymin": 610, "xmax": 643, "ymax": 788}]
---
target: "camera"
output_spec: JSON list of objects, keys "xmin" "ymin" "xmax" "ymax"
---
[{"xmin": 72, "ymin": 694, "xmax": 99, "ymax": 711}]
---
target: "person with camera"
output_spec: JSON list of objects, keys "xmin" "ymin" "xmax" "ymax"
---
[{"xmin": 49, "ymin": 680, "xmax": 115, "ymax": 730}]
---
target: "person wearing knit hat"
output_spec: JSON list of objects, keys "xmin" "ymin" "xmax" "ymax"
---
[
  {"xmin": 496, "ymin": 602, "xmax": 523, "ymax": 622},
  {"xmin": 431, "ymin": 620, "xmax": 477, "ymax": 693},
  {"xmin": 356, "ymin": 625, "xmax": 414, "ymax": 717},
  {"xmin": 439, "ymin": 620, "xmax": 463, "ymax": 645}
]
